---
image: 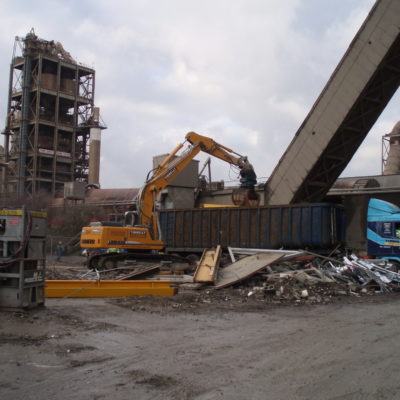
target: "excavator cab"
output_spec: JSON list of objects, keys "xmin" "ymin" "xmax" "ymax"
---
[{"xmin": 124, "ymin": 211, "xmax": 139, "ymax": 227}]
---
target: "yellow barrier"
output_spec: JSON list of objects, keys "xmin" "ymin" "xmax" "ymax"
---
[{"xmin": 46, "ymin": 280, "xmax": 176, "ymax": 298}]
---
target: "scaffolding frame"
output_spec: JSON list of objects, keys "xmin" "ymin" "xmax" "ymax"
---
[{"xmin": 1, "ymin": 30, "xmax": 96, "ymax": 199}]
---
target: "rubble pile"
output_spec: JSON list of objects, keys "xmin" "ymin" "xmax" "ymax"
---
[
  {"xmin": 49, "ymin": 250, "xmax": 400, "ymax": 305},
  {"xmin": 241, "ymin": 252, "xmax": 400, "ymax": 303},
  {"xmin": 262, "ymin": 270, "xmax": 347, "ymax": 303}
]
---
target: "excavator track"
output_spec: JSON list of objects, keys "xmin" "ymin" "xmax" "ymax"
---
[{"xmin": 86, "ymin": 252, "xmax": 186, "ymax": 270}]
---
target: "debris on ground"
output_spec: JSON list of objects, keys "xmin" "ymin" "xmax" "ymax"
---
[
  {"xmin": 229, "ymin": 250, "xmax": 400, "ymax": 304},
  {"xmin": 46, "ymin": 250, "xmax": 400, "ymax": 305}
]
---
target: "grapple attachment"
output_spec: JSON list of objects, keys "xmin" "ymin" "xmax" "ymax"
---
[{"xmin": 231, "ymin": 188, "xmax": 260, "ymax": 207}]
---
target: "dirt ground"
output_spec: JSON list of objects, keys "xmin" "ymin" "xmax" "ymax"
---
[{"xmin": 1, "ymin": 258, "xmax": 400, "ymax": 399}]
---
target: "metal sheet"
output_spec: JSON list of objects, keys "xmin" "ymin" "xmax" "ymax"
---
[{"xmin": 214, "ymin": 252, "xmax": 284, "ymax": 289}]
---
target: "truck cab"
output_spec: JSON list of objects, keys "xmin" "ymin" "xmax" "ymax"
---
[{"xmin": 367, "ymin": 198, "xmax": 400, "ymax": 262}]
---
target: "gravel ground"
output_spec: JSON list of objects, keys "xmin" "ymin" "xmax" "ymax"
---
[{"xmin": 1, "ymin": 291, "xmax": 400, "ymax": 399}]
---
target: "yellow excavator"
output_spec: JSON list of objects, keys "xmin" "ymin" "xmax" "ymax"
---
[{"xmin": 80, "ymin": 131, "xmax": 259, "ymax": 268}]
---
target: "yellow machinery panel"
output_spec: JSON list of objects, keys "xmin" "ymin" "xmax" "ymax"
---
[{"xmin": 80, "ymin": 226, "xmax": 164, "ymax": 251}]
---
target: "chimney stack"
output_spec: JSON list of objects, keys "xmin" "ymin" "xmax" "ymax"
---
[
  {"xmin": 88, "ymin": 107, "xmax": 102, "ymax": 186},
  {"xmin": 383, "ymin": 121, "xmax": 400, "ymax": 175}
]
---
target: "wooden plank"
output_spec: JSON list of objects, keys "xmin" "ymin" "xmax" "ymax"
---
[{"xmin": 194, "ymin": 245, "xmax": 221, "ymax": 283}]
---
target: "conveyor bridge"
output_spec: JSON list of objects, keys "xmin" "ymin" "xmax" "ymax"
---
[{"xmin": 265, "ymin": 0, "xmax": 400, "ymax": 205}]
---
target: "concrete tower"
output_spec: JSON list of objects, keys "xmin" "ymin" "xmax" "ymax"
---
[
  {"xmin": 0, "ymin": 29, "xmax": 103, "ymax": 199},
  {"xmin": 88, "ymin": 107, "xmax": 104, "ymax": 187},
  {"xmin": 383, "ymin": 121, "xmax": 400, "ymax": 175}
]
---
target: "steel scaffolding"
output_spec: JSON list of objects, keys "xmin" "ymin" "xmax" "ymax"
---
[{"xmin": 1, "ymin": 29, "xmax": 96, "ymax": 199}]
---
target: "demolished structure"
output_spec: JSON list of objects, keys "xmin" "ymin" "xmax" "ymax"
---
[{"xmin": 0, "ymin": 29, "xmax": 105, "ymax": 200}]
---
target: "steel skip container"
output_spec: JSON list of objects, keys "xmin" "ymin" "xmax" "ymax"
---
[{"xmin": 159, "ymin": 203, "xmax": 345, "ymax": 252}]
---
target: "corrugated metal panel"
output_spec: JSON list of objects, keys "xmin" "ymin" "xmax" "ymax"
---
[
  {"xmin": 159, "ymin": 204, "xmax": 345, "ymax": 250},
  {"xmin": 266, "ymin": 0, "xmax": 400, "ymax": 205}
]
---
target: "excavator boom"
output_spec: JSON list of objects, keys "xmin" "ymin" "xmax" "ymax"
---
[
  {"xmin": 136, "ymin": 132, "xmax": 258, "ymax": 234},
  {"xmin": 81, "ymin": 131, "xmax": 258, "ymax": 266}
]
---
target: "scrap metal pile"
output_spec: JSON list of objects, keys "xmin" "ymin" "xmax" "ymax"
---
[{"xmin": 210, "ymin": 249, "xmax": 400, "ymax": 303}]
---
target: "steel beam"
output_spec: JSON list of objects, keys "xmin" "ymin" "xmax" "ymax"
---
[{"xmin": 45, "ymin": 279, "xmax": 176, "ymax": 297}]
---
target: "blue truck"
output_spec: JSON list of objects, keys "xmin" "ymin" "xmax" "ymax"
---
[{"xmin": 367, "ymin": 198, "xmax": 400, "ymax": 262}]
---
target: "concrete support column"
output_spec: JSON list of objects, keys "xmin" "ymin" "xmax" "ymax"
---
[{"xmin": 88, "ymin": 107, "xmax": 101, "ymax": 186}]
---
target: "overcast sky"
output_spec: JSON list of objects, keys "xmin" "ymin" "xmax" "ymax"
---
[{"xmin": 0, "ymin": 0, "xmax": 398, "ymax": 189}]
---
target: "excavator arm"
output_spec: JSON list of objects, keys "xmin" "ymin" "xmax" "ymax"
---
[
  {"xmin": 185, "ymin": 132, "xmax": 257, "ymax": 188},
  {"xmin": 186, "ymin": 132, "xmax": 245, "ymax": 166},
  {"xmin": 135, "ymin": 131, "xmax": 259, "ymax": 238}
]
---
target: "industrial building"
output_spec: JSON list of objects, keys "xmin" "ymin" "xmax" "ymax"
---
[{"xmin": 0, "ymin": 29, "xmax": 104, "ymax": 200}]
